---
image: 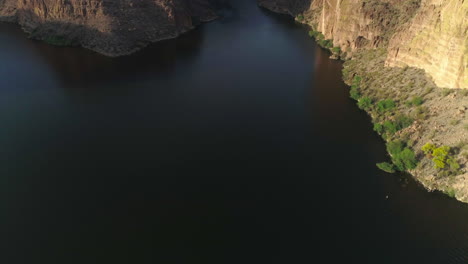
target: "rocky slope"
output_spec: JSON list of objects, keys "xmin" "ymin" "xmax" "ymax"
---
[
  {"xmin": 0, "ymin": 0, "xmax": 221, "ymax": 56},
  {"xmin": 259, "ymin": 0, "xmax": 468, "ymax": 202}
]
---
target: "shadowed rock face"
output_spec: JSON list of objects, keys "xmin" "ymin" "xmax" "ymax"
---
[
  {"xmin": 257, "ymin": 0, "xmax": 311, "ymax": 15},
  {"xmin": 0, "ymin": 0, "xmax": 221, "ymax": 56}
]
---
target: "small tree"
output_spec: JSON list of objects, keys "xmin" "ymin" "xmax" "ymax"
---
[
  {"xmin": 373, "ymin": 123, "xmax": 383, "ymax": 134},
  {"xmin": 421, "ymin": 143, "xmax": 436, "ymax": 155},
  {"xmin": 421, "ymin": 143, "xmax": 460, "ymax": 174}
]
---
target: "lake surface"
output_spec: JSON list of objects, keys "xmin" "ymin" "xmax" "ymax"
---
[{"xmin": 2, "ymin": 1, "xmax": 468, "ymax": 263}]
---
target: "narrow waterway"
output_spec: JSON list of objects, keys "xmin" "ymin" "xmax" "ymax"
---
[{"xmin": 1, "ymin": 1, "xmax": 468, "ymax": 263}]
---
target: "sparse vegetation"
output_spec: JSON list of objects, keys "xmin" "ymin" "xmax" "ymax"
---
[
  {"xmin": 441, "ymin": 88, "xmax": 452, "ymax": 97},
  {"xmin": 406, "ymin": 96, "xmax": 423, "ymax": 107},
  {"xmin": 450, "ymin": 119, "xmax": 460, "ymax": 126}
]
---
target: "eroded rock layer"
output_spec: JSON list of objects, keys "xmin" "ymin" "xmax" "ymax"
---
[
  {"xmin": 0, "ymin": 0, "xmax": 220, "ymax": 56},
  {"xmin": 386, "ymin": 0, "xmax": 468, "ymax": 89}
]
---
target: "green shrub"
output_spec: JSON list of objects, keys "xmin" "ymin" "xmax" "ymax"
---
[
  {"xmin": 373, "ymin": 123, "xmax": 384, "ymax": 134},
  {"xmin": 422, "ymin": 143, "xmax": 436, "ymax": 155},
  {"xmin": 350, "ymin": 85, "xmax": 361, "ymax": 100},
  {"xmin": 446, "ymin": 188, "xmax": 456, "ymax": 198},
  {"xmin": 395, "ymin": 115, "xmax": 413, "ymax": 130},
  {"xmin": 353, "ymin": 75, "xmax": 362, "ymax": 84},
  {"xmin": 357, "ymin": 97, "xmax": 372, "ymax": 110},
  {"xmin": 413, "ymin": 106, "xmax": 428, "ymax": 120},
  {"xmin": 385, "ymin": 140, "xmax": 418, "ymax": 172},
  {"xmin": 318, "ymin": 39, "xmax": 333, "ymax": 48},
  {"xmin": 316, "ymin": 32, "xmax": 325, "ymax": 41},
  {"xmin": 376, "ymin": 162, "xmax": 396, "ymax": 173},
  {"xmin": 331, "ymin": 47, "xmax": 341, "ymax": 54},
  {"xmin": 447, "ymin": 158, "xmax": 460, "ymax": 170},
  {"xmin": 387, "ymin": 140, "xmax": 405, "ymax": 156},
  {"xmin": 421, "ymin": 143, "xmax": 460, "ymax": 175},
  {"xmin": 391, "ymin": 148, "xmax": 418, "ymax": 171},
  {"xmin": 383, "ymin": 120, "xmax": 398, "ymax": 135},
  {"xmin": 387, "ymin": 140, "xmax": 418, "ymax": 171},
  {"xmin": 296, "ymin": 15, "xmax": 304, "ymax": 21},
  {"xmin": 377, "ymin": 99, "xmax": 396, "ymax": 113}
]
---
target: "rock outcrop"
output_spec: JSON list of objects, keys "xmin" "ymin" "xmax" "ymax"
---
[
  {"xmin": 0, "ymin": 0, "xmax": 220, "ymax": 56},
  {"xmin": 386, "ymin": 0, "xmax": 468, "ymax": 89},
  {"xmin": 258, "ymin": 0, "xmax": 467, "ymax": 89}
]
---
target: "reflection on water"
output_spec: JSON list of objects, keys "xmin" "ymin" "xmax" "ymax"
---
[{"xmin": 1, "ymin": 0, "xmax": 468, "ymax": 264}]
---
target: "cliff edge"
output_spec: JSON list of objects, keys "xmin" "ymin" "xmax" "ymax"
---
[
  {"xmin": 259, "ymin": 0, "xmax": 467, "ymax": 89},
  {"xmin": 0, "ymin": 0, "xmax": 220, "ymax": 56}
]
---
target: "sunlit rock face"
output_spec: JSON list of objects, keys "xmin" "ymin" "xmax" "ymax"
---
[
  {"xmin": 259, "ymin": 0, "xmax": 467, "ymax": 89},
  {"xmin": 0, "ymin": 0, "xmax": 219, "ymax": 56},
  {"xmin": 386, "ymin": 0, "xmax": 468, "ymax": 89}
]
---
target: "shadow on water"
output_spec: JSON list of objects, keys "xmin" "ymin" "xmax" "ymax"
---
[{"xmin": 0, "ymin": 22, "xmax": 205, "ymax": 88}]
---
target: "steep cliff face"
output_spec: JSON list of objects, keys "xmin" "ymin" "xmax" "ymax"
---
[
  {"xmin": 259, "ymin": 0, "xmax": 467, "ymax": 89},
  {"xmin": 386, "ymin": 0, "xmax": 468, "ymax": 89},
  {"xmin": 259, "ymin": 0, "xmax": 421, "ymax": 56},
  {"xmin": 0, "ymin": 0, "xmax": 220, "ymax": 56},
  {"xmin": 308, "ymin": 0, "xmax": 420, "ymax": 54}
]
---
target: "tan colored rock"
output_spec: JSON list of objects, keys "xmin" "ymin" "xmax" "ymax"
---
[
  {"xmin": 386, "ymin": 0, "xmax": 468, "ymax": 89},
  {"xmin": 259, "ymin": 0, "xmax": 467, "ymax": 89},
  {"xmin": 0, "ymin": 0, "xmax": 220, "ymax": 56}
]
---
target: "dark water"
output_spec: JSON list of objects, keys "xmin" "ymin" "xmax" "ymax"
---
[{"xmin": 2, "ymin": 1, "xmax": 468, "ymax": 263}]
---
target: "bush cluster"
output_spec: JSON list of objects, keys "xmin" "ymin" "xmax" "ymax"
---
[
  {"xmin": 421, "ymin": 143, "xmax": 460, "ymax": 175},
  {"xmin": 357, "ymin": 97, "xmax": 372, "ymax": 110},
  {"xmin": 373, "ymin": 115, "xmax": 413, "ymax": 136},
  {"xmin": 377, "ymin": 141, "xmax": 418, "ymax": 173},
  {"xmin": 376, "ymin": 99, "xmax": 396, "ymax": 113},
  {"xmin": 387, "ymin": 141, "xmax": 418, "ymax": 171}
]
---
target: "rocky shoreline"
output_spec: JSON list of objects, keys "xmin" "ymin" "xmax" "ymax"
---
[
  {"xmin": 0, "ymin": 0, "xmax": 222, "ymax": 56},
  {"xmin": 258, "ymin": 0, "xmax": 468, "ymax": 202}
]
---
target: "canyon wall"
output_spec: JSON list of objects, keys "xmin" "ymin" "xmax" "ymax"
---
[
  {"xmin": 259, "ymin": 0, "xmax": 467, "ymax": 89},
  {"xmin": 0, "ymin": 0, "xmax": 220, "ymax": 56},
  {"xmin": 386, "ymin": 0, "xmax": 468, "ymax": 89}
]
